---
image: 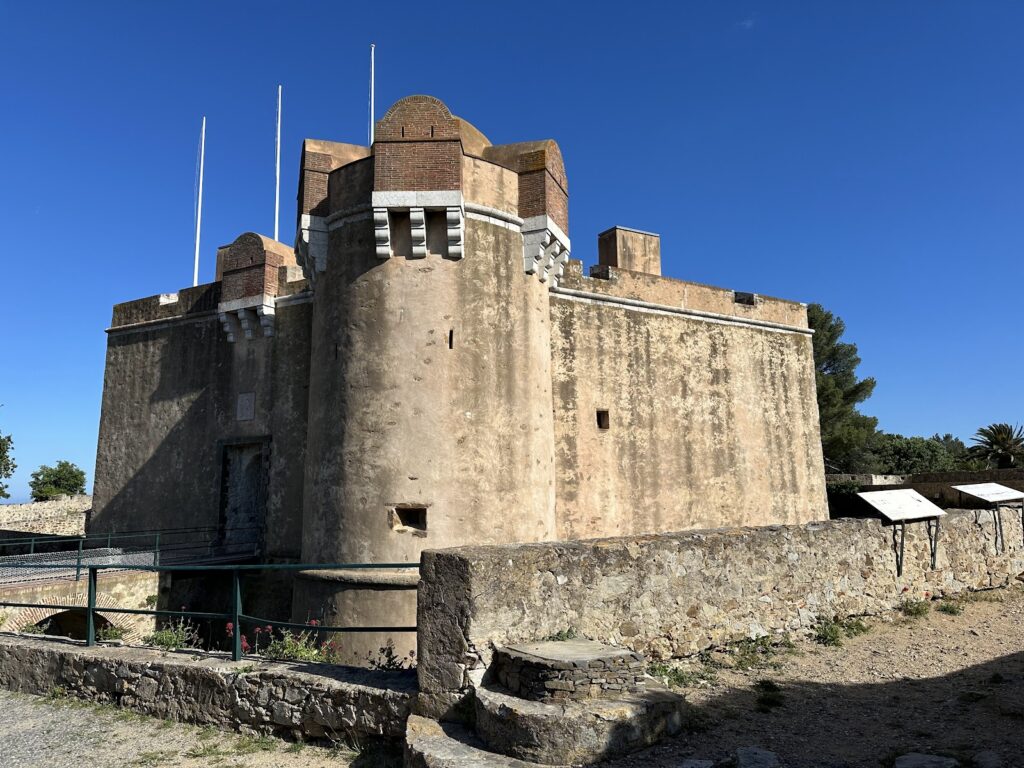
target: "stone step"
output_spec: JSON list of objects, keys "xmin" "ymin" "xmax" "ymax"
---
[
  {"xmin": 493, "ymin": 639, "xmax": 647, "ymax": 702},
  {"xmin": 404, "ymin": 714, "xmax": 568, "ymax": 768},
  {"xmin": 473, "ymin": 682, "xmax": 687, "ymax": 766}
]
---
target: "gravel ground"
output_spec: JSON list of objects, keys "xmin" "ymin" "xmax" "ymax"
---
[
  {"xmin": 606, "ymin": 584, "xmax": 1024, "ymax": 767},
  {"xmin": 0, "ymin": 689, "xmax": 366, "ymax": 768}
]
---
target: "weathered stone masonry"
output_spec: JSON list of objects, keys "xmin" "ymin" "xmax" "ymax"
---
[{"xmin": 416, "ymin": 509, "xmax": 1024, "ymax": 706}]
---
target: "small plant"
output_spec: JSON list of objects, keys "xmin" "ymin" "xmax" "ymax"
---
[
  {"xmin": 366, "ymin": 639, "xmax": 416, "ymax": 670},
  {"xmin": 814, "ymin": 616, "xmax": 870, "ymax": 647},
  {"xmin": 842, "ymin": 617, "xmax": 870, "ymax": 637},
  {"xmin": 143, "ymin": 594, "xmax": 158, "ymax": 608},
  {"xmin": 937, "ymin": 599, "xmax": 963, "ymax": 616},
  {"xmin": 262, "ymin": 629, "xmax": 322, "ymax": 662},
  {"xmin": 732, "ymin": 635, "xmax": 794, "ymax": 670},
  {"xmin": 813, "ymin": 618, "xmax": 844, "ymax": 647},
  {"xmin": 96, "ymin": 625, "xmax": 125, "ymax": 641},
  {"xmin": 754, "ymin": 679, "xmax": 785, "ymax": 712},
  {"xmin": 899, "ymin": 598, "xmax": 930, "ymax": 618},
  {"xmin": 647, "ymin": 661, "xmax": 717, "ymax": 688},
  {"xmin": 144, "ymin": 617, "xmax": 200, "ymax": 650},
  {"xmin": 543, "ymin": 628, "xmax": 579, "ymax": 642},
  {"xmin": 20, "ymin": 620, "xmax": 50, "ymax": 635},
  {"xmin": 233, "ymin": 734, "xmax": 278, "ymax": 754}
]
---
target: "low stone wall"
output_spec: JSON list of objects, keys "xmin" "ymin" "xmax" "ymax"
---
[
  {"xmin": 417, "ymin": 509, "xmax": 1024, "ymax": 708},
  {"xmin": 0, "ymin": 495, "xmax": 90, "ymax": 537},
  {"xmin": 0, "ymin": 634, "xmax": 414, "ymax": 740}
]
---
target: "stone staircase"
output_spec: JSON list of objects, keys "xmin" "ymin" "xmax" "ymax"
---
[{"xmin": 405, "ymin": 639, "xmax": 688, "ymax": 767}]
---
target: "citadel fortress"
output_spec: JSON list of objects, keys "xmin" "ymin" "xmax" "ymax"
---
[{"xmin": 90, "ymin": 95, "xmax": 827, "ymax": 660}]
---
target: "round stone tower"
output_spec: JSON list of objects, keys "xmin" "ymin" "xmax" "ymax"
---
[{"xmin": 292, "ymin": 95, "xmax": 572, "ymax": 664}]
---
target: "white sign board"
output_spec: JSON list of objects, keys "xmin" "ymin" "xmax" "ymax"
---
[
  {"xmin": 952, "ymin": 483, "xmax": 1024, "ymax": 504},
  {"xmin": 857, "ymin": 489, "xmax": 947, "ymax": 523}
]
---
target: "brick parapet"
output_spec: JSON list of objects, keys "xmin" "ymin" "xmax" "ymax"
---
[{"xmin": 493, "ymin": 645, "xmax": 646, "ymax": 702}]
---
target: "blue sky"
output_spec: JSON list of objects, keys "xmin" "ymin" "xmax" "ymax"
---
[{"xmin": 1, "ymin": 2, "xmax": 1021, "ymax": 502}]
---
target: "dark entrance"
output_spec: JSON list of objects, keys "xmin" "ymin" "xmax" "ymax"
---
[{"xmin": 218, "ymin": 441, "xmax": 268, "ymax": 555}]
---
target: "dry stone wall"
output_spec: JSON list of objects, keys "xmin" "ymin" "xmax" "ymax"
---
[
  {"xmin": 0, "ymin": 495, "xmax": 90, "ymax": 537},
  {"xmin": 0, "ymin": 635, "xmax": 413, "ymax": 740},
  {"xmin": 417, "ymin": 510, "xmax": 1024, "ymax": 706}
]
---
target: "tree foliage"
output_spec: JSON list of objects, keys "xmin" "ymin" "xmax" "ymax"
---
[
  {"xmin": 28, "ymin": 460, "xmax": 86, "ymax": 502},
  {"xmin": 968, "ymin": 423, "xmax": 1024, "ymax": 469},
  {"xmin": 0, "ymin": 432, "xmax": 14, "ymax": 500},
  {"xmin": 866, "ymin": 433, "xmax": 960, "ymax": 475},
  {"xmin": 807, "ymin": 304, "xmax": 879, "ymax": 472}
]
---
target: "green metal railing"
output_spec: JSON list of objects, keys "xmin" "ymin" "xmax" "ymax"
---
[
  {"xmin": 0, "ymin": 525, "xmax": 263, "ymax": 583},
  {"xmin": 0, "ymin": 561, "xmax": 420, "ymax": 661}
]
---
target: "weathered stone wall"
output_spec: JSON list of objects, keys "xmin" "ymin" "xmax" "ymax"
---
[
  {"xmin": 0, "ymin": 495, "xmax": 90, "ymax": 537},
  {"xmin": 417, "ymin": 510, "xmax": 1024, "ymax": 705},
  {"xmin": 551, "ymin": 264, "xmax": 826, "ymax": 538},
  {"xmin": 91, "ymin": 287, "xmax": 310, "ymax": 559},
  {"xmin": 0, "ymin": 635, "xmax": 413, "ymax": 740}
]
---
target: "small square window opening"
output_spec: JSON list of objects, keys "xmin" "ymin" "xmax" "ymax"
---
[{"xmin": 596, "ymin": 410, "xmax": 610, "ymax": 430}]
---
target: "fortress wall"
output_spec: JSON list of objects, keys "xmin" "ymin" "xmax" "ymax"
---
[
  {"xmin": 91, "ymin": 297, "xmax": 310, "ymax": 539},
  {"xmin": 549, "ymin": 275, "xmax": 826, "ymax": 540},
  {"xmin": 417, "ymin": 509, "xmax": 1022, "ymax": 704},
  {"xmin": 0, "ymin": 495, "xmax": 90, "ymax": 537}
]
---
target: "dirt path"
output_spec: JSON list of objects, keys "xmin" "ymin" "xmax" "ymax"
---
[
  {"xmin": 0, "ymin": 688, "xmax": 364, "ymax": 768},
  {"xmin": 608, "ymin": 585, "xmax": 1024, "ymax": 767}
]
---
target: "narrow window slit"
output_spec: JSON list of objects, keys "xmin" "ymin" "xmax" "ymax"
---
[
  {"xmin": 448, "ymin": 329, "xmax": 454, "ymax": 349},
  {"xmin": 597, "ymin": 410, "xmax": 610, "ymax": 430}
]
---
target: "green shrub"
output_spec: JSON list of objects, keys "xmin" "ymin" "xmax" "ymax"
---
[
  {"xmin": 262, "ymin": 630, "xmax": 323, "ymax": 662},
  {"xmin": 96, "ymin": 625, "xmax": 125, "ymax": 641},
  {"xmin": 813, "ymin": 618, "xmax": 844, "ymax": 647},
  {"xmin": 366, "ymin": 639, "xmax": 415, "ymax": 670},
  {"xmin": 144, "ymin": 617, "xmax": 199, "ymax": 650},
  {"xmin": 20, "ymin": 620, "xmax": 49, "ymax": 635},
  {"xmin": 899, "ymin": 598, "xmax": 930, "ymax": 618},
  {"xmin": 647, "ymin": 661, "xmax": 717, "ymax": 688},
  {"xmin": 937, "ymin": 600, "xmax": 963, "ymax": 616},
  {"xmin": 543, "ymin": 628, "xmax": 579, "ymax": 642}
]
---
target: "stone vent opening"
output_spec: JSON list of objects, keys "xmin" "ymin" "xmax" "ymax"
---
[
  {"xmin": 391, "ymin": 505, "xmax": 428, "ymax": 535},
  {"xmin": 733, "ymin": 291, "xmax": 757, "ymax": 306},
  {"xmin": 448, "ymin": 329, "xmax": 454, "ymax": 349},
  {"xmin": 596, "ymin": 410, "xmax": 610, "ymax": 430}
]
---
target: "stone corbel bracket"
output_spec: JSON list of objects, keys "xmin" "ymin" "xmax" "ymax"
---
[
  {"xmin": 522, "ymin": 215, "xmax": 571, "ymax": 286},
  {"xmin": 371, "ymin": 191, "xmax": 465, "ymax": 261},
  {"xmin": 295, "ymin": 213, "xmax": 328, "ymax": 284},
  {"xmin": 218, "ymin": 297, "xmax": 275, "ymax": 343}
]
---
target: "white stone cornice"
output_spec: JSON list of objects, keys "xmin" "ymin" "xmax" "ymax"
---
[
  {"xmin": 371, "ymin": 191, "xmax": 465, "ymax": 261},
  {"xmin": 410, "ymin": 207, "xmax": 427, "ymax": 258},
  {"xmin": 218, "ymin": 295, "xmax": 275, "ymax": 343},
  {"xmin": 295, "ymin": 213, "xmax": 328, "ymax": 283},
  {"xmin": 522, "ymin": 215, "xmax": 571, "ymax": 286}
]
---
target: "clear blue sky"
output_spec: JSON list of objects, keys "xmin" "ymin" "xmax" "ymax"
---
[{"xmin": 1, "ymin": 2, "xmax": 1021, "ymax": 502}]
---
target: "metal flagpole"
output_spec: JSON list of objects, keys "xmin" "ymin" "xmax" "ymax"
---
[
  {"xmin": 193, "ymin": 116, "xmax": 206, "ymax": 287},
  {"xmin": 369, "ymin": 43, "xmax": 375, "ymax": 145},
  {"xmin": 274, "ymin": 85, "xmax": 282, "ymax": 242}
]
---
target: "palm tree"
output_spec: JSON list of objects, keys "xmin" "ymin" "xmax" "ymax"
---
[{"xmin": 968, "ymin": 423, "xmax": 1024, "ymax": 469}]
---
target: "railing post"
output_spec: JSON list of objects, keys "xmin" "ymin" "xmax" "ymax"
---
[
  {"xmin": 86, "ymin": 567, "xmax": 97, "ymax": 647},
  {"xmin": 107, "ymin": 532, "xmax": 112, "ymax": 549},
  {"xmin": 75, "ymin": 539, "xmax": 83, "ymax": 581},
  {"xmin": 154, "ymin": 532, "xmax": 161, "ymax": 566},
  {"xmin": 231, "ymin": 569, "xmax": 242, "ymax": 661},
  {"xmin": 28, "ymin": 538, "xmax": 35, "ymax": 555}
]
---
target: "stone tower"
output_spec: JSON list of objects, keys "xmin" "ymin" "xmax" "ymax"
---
[{"xmin": 291, "ymin": 96, "xmax": 572, "ymax": 660}]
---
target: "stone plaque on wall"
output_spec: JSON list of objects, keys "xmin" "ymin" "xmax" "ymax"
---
[{"xmin": 236, "ymin": 392, "xmax": 256, "ymax": 422}]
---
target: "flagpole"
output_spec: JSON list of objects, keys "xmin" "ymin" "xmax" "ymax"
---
[
  {"xmin": 274, "ymin": 85, "xmax": 282, "ymax": 242},
  {"xmin": 193, "ymin": 116, "xmax": 206, "ymax": 287},
  {"xmin": 369, "ymin": 43, "xmax": 375, "ymax": 145}
]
